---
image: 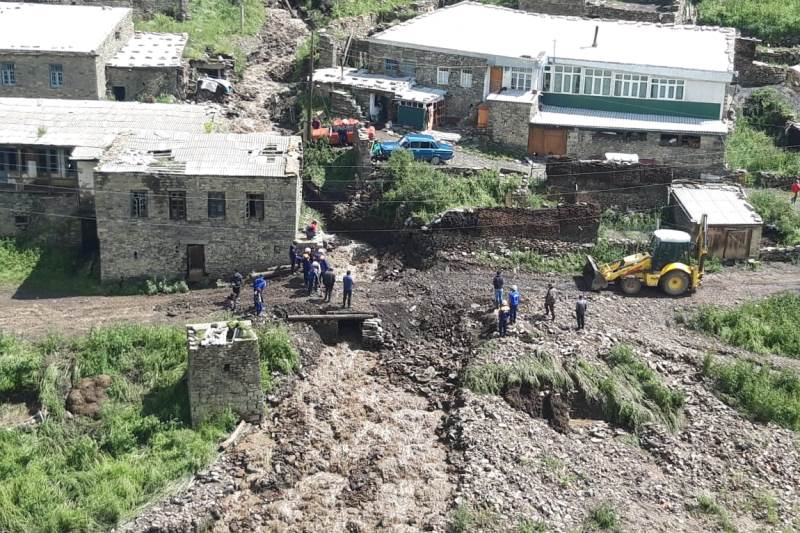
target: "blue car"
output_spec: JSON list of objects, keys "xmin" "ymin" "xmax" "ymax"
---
[{"xmin": 375, "ymin": 133, "xmax": 455, "ymax": 164}]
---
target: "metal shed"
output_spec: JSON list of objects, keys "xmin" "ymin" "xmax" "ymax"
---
[{"xmin": 669, "ymin": 182, "xmax": 763, "ymax": 260}]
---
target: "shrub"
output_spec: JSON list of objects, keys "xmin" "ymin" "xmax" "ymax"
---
[
  {"xmin": 725, "ymin": 121, "xmax": 800, "ymax": 176},
  {"xmin": 697, "ymin": 0, "xmax": 800, "ymax": 46},
  {"xmin": 748, "ymin": 189, "xmax": 800, "ymax": 245},
  {"xmin": 256, "ymin": 323, "xmax": 300, "ymax": 393},
  {"xmin": 743, "ymin": 88, "xmax": 796, "ymax": 144},
  {"xmin": 586, "ymin": 503, "xmax": 621, "ymax": 531}
]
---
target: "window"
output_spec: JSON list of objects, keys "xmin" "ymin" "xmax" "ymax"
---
[
  {"xmin": 460, "ymin": 69, "xmax": 473, "ymax": 88},
  {"xmin": 593, "ymin": 131, "xmax": 647, "ymax": 142},
  {"xmin": 115, "ymin": 30, "xmax": 121, "ymax": 40},
  {"xmin": 131, "ymin": 191, "xmax": 148, "ymax": 218},
  {"xmin": 613, "ymin": 73, "xmax": 648, "ymax": 98},
  {"xmin": 509, "ymin": 67, "xmax": 533, "ymax": 91},
  {"xmin": 400, "ymin": 60, "xmax": 416, "ymax": 77},
  {"xmin": 169, "ymin": 191, "xmax": 186, "ymax": 220},
  {"xmin": 49, "ymin": 64, "xmax": 63, "ymax": 89},
  {"xmin": 437, "ymin": 67, "xmax": 449, "ymax": 85},
  {"xmin": 543, "ymin": 65, "xmax": 580, "ymax": 94},
  {"xmin": 680, "ymin": 134, "xmax": 701, "ymax": 148},
  {"xmin": 650, "ymin": 78, "xmax": 684, "ymax": 100},
  {"xmin": 1, "ymin": 63, "xmax": 15, "ymax": 86},
  {"xmin": 582, "ymin": 68, "xmax": 612, "ymax": 96},
  {"xmin": 246, "ymin": 193, "xmax": 264, "ymax": 220},
  {"xmin": 208, "ymin": 191, "xmax": 225, "ymax": 218},
  {"xmin": 659, "ymin": 133, "xmax": 698, "ymax": 147},
  {"xmin": 384, "ymin": 58, "xmax": 399, "ymax": 76},
  {"xmin": 14, "ymin": 214, "xmax": 29, "ymax": 230}
]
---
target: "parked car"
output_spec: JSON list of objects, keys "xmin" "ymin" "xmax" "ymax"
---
[{"xmin": 374, "ymin": 133, "xmax": 455, "ymax": 164}]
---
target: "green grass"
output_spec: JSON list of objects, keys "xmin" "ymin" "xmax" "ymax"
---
[
  {"xmin": 256, "ymin": 323, "xmax": 300, "ymax": 393},
  {"xmin": 693, "ymin": 494, "xmax": 737, "ymax": 533},
  {"xmin": 682, "ymin": 293, "xmax": 800, "ymax": 357},
  {"xmin": 136, "ymin": 0, "xmax": 265, "ymax": 72},
  {"xmin": 748, "ymin": 189, "xmax": 800, "ymax": 245},
  {"xmin": 452, "ymin": 502, "xmax": 499, "ymax": 533},
  {"xmin": 600, "ymin": 209, "xmax": 660, "ymax": 234},
  {"xmin": 518, "ymin": 518, "xmax": 549, "ymax": 532},
  {"xmin": 585, "ymin": 503, "xmax": 621, "ymax": 531},
  {"xmin": 742, "ymin": 88, "xmax": 796, "ymax": 145},
  {"xmin": 481, "ymin": 240, "xmax": 633, "ymax": 274},
  {"xmin": 701, "ymin": 354, "xmax": 800, "ymax": 431},
  {"xmin": 697, "ymin": 0, "xmax": 800, "ymax": 46},
  {"xmin": 725, "ymin": 121, "xmax": 800, "ymax": 176},
  {"xmin": 0, "ymin": 325, "xmax": 238, "ymax": 532},
  {"xmin": 750, "ymin": 490, "xmax": 779, "ymax": 525},
  {"xmin": 463, "ymin": 352, "xmax": 573, "ymax": 396}
]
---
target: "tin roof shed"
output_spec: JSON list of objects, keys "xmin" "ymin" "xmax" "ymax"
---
[{"xmin": 670, "ymin": 183, "xmax": 762, "ymax": 226}]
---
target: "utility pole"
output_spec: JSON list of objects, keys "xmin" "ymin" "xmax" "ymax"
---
[{"xmin": 305, "ymin": 31, "xmax": 315, "ymax": 142}]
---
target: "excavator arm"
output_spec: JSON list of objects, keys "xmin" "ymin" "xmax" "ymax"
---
[{"xmin": 584, "ymin": 252, "xmax": 651, "ymax": 290}]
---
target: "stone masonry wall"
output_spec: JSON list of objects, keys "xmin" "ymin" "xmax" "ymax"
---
[
  {"xmin": 95, "ymin": 11, "xmax": 135, "ymax": 98},
  {"xmin": 365, "ymin": 41, "xmax": 489, "ymax": 124},
  {"xmin": 187, "ymin": 321, "xmax": 263, "ymax": 427},
  {"xmin": 106, "ymin": 65, "xmax": 185, "ymax": 101},
  {"xmin": 0, "ymin": 190, "xmax": 81, "ymax": 247},
  {"xmin": 518, "ymin": 0, "xmax": 585, "ymax": 16},
  {"xmin": 564, "ymin": 129, "xmax": 725, "ymax": 176},
  {"xmin": 94, "ymin": 171, "xmax": 300, "ymax": 281},
  {"xmin": 546, "ymin": 159, "xmax": 673, "ymax": 209},
  {"xmin": 518, "ymin": 0, "xmax": 687, "ymax": 22},
  {"xmin": 487, "ymin": 98, "xmax": 535, "ymax": 155}
]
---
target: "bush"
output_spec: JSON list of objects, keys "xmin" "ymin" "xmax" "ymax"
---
[
  {"xmin": 683, "ymin": 293, "xmax": 800, "ymax": 357},
  {"xmin": 697, "ymin": 0, "xmax": 800, "ymax": 46},
  {"xmin": 743, "ymin": 88, "xmax": 796, "ymax": 144},
  {"xmin": 256, "ymin": 323, "xmax": 300, "ymax": 393},
  {"xmin": 702, "ymin": 355, "xmax": 800, "ymax": 430},
  {"xmin": 748, "ymin": 189, "xmax": 800, "ymax": 245},
  {"xmin": 726, "ymin": 122, "xmax": 800, "ymax": 176},
  {"xmin": 586, "ymin": 503, "xmax": 621, "ymax": 531}
]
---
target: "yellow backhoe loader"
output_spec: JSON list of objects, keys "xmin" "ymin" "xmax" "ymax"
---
[{"xmin": 583, "ymin": 214, "xmax": 708, "ymax": 297}]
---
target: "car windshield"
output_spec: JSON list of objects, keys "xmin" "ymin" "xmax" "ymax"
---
[{"xmin": 398, "ymin": 136, "xmax": 409, "ymax": 147}]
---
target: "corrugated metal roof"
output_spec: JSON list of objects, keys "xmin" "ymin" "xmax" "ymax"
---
[
  {"xmin": 98, "ymin": 131, "xmax": 302, "ymax": 177},
  {"xmin": 313, "ymin": 67, "xmax": 445, "ymax": 104},
  {"xmin": 0, "ymin": 3, "xmax": 130, "ymax": 54},
  {"xmin": 371, "ymin": 2, "xmax": 735, "ymax": 79},
  {"xmin": 532, "ymin": 105, "xmax": 729, "ymax": 135},
  {"xmin": 0, "ymin": 98, "xmax": 216, "ymax": 150},
  {"xmin": 671, "ymin": 183, "xmax": 762, "ymax": 226},
  {"xmin": 107, "ymin": 32, "xmax": 187, "ymax": 68}
]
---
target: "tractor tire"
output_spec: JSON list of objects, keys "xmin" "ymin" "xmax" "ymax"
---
[
  {"xmin": 619, "ymin": 276, "xmax": 642, "ymax": 295},
  {"xmin": 660, "ymin": 270, "xmax": 690, "ymax": 296}
]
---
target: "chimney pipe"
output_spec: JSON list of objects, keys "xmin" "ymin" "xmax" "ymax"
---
[{"xmin": 592, "ymin": 25, "xmax": 599, "ymax": 47}]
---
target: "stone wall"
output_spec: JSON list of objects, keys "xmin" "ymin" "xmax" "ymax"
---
[
  {"xmin": 187, "ymin": 321, "xmax": 263, "ymax": 427},
  {"xmin": 546, "ymin": 159, "xmax": 673, "ymax": 209},
  {"xmin": 563, "ymin": 129, "xmax": 725, "ymax": 176},
  {"xmin": 754, "ymin": 47, "xmax": 800, "ymax": 66},
  {"xmin": 0, "ymin": 0, "xmax": 188, "ymax": 19},
  {"xmin": 365, "ymin": 41, "xmax": 489, "ymax": 124},
  {"xmin": 0, "ymin": 189, "xmax": 81, "ymax": 247},
  {"xmin": 518, "ymin": 0, "xmax": 585, "ymax": 16},
  {"xmin": 519, "ymin": 0, "xmax": 688, "ymax": 23},
  {"xmin": 487, "ymin": 98, "xmax": 535, "ymax": 155},
  {"xmin": 739, "ymin": 62, "xmax": 788, "ymax": 88},
  {"xmin": 106, "ymin": 65, "xmax": 185, "ymax": 101},
  {"xmin": 760, "ymin": 244, "xmax": 800, "ymax": 262},
  {"xmin": 94, "ymin": 170, "xmax": 301, "ymax": 281}
]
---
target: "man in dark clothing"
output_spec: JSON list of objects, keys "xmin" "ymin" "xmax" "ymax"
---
[
  {"xmin": 498, "ymin": 304, "xmax": 510, "ymax": 337},
  {"xmin": 301, "ymin": 253, "xmax": 313, "ymax": 293},
  {"xmin": 322, "ymin": 267, "xmax": 336, "ymax": 302},
  {"xmin": 544, "ymin": 283, "xmax": 556, "ymax": 321},
  {"xmin": 289, "ymin": 241, "xmax": 298, "ymax": 273},
  {"xmin": 492, "ymin": 270, "xmax": 504, "ymax": 308},
  {"xmin": 342, "ymin": 270, "xmax": 354, "ymax": 308},
  {"xmin": 575, "ymin": 294, "xmax": 588, "ymax": 330}
]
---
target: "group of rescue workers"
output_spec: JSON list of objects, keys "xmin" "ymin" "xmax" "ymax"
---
[{"xmin": 492, "ymin": 270, "xmax": 588, "ymax": 337}]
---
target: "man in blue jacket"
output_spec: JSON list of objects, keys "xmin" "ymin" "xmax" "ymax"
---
[
  {"xmin": 253, "ymin": 275, "xmax": 267, "ymax": 316},
  {"xmin": 342, "ymin": 270, "xmax": 354, "ymax": 308},
  {"xmin": 508, "ymin": 285, "xmax": 521, "ymax": 324}
]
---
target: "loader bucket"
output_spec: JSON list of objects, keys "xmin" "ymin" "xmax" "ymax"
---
[{"xmin": 583, "ymin": 255, "xmax": 608, "ymax": 291}]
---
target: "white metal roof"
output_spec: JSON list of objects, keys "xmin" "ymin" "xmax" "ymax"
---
[
  {"xmin": 671, "ymin": 183, "xmax": 763, "ymax": 226},
  {"xmin": 0, "ymin": 98, "xmax": 217, "ymax": 151},
  {"xmin": 371, "ymin": 2, "xmax": 735, "ymax": 79},
  {"xmin": 532, "ymin": 105, "xmax": 729, "ymax": 135},
  {"xmin": 313, "ymin": 67, "xmax": 445, "ymax": 104},
  {"xmin": 0, "ymin": 3, "xmax": 130, "ymax": 54},
  {"xmin": 486, "ymin": 90, "xmax": 537, "ymax": 104},
  {"xmin": 108, "ymin": 32, "xmax": 187, "ymax": 68},
  {"xmin": 98, "ymin": 131, "xmax": 302, "ymax": 177},
  {"xmin": 654, "ymin": 229, "xmax": 691, "ymax": 243}
]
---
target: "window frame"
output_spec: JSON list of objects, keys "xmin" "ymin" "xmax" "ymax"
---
[
  {"xmin": 207, "ymin": 191, "xmax": 226, "ymax": 219},
  {"xmin": 384, "ymin": 58, "xmax": 399, "ymax": 76},
  {"xmin": 543, "ymin": 65, "xmax": 581, "ymax": 94},
  {"xmin": 1, "ymin": 63, "xmax": 16, "ymax": 86},
  {"xmin": 49, "ymin": 64, "xmax": 63, "ymax": 89},
  {"xmin": 246, "ymin": 193, "xmax": 265, "ymax": 220},
  {"xmin": 460, "ymin": 69, "xmax": 473, "ymax": 88},
  {"xmin": 130, "ymin": 191, "xmax": 148, "ymax": 218},
  {"xmin": 613, "ymin": 73, "xmax": 649, "ymax": 99},
  {"xmin": 509, "ymin": 67, "xmax": 533, "ymax": 92},
  {"xmin": 436, "ymin": 67, "xmax": 450, "ymax": 85},
  {"xmin": 582, "ymin": 68, "xmax": 612, "ymax": 96},
  {"xmin": 168, "ymin": 190, "xmax": 187, "ymax": 221},
  {"xmin": 650, "ymin": 78, "xmax": 685, "ymax": 100}
]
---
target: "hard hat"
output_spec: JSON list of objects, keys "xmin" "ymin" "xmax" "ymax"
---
[{"xmin": 512, "ymin": 285, "xmax": 518, "ymax": 291}]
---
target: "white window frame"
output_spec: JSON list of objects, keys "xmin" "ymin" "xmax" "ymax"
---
[
  {"xmin": 582, "ymin": 68, "xmax": 612, "ymax": 96},
  {"xmin": 1, "ymin": 63, "xmax": 15, "ymax": 86},
  {"xmin": 437, "ymin": 67, "xmax": 450, "ymax": 85},
  {"xmin": 509, "ymin": 67, "xmax": 533, "ymax": 91},
  {"xmin": 613, "ymin": 73, "xmax": 649, "ymax": 99},
  {"xmin": 544, "ymin": 65, "xmax": 581, "ymax": 94},
  {"xmin": 131, "ymin": 191, "xmax": 148, "ymax": 218},
  {"xmin": 650, "ymin": 78, "xmax": 685, "ymax": 100},
  {"xmin": 384, "ymin": 58, "xmax": 399, "ymax": 76},
  {"xmin": 49, "ymin": 64, "xmax": 63, "ymax": 89},
  {"xmin": 460, "ymin": 69, "xmax": 472, "ymax": 88}
]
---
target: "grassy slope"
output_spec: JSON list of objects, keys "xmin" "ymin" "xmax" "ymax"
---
[{"xmin": 697, "ymin": 0, "xmax": 800, "ymax": 45}]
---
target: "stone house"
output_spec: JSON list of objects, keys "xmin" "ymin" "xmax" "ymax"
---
[
  {"xmin": 94, "ymin": 131, "xmax": 302, "ymax": 282},
  {"xmin": 326, "ymin": 1, "xmax": 736, "ymax": 172},
  {"xmin": 0, "ymin": 3, "xmax": 187, "ymax": 101},
  {"xmin": 0, "ymin": 97, "xmax": 217, "ymax": 248}
]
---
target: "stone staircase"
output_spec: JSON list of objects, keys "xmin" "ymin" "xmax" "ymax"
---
[{"xmin": 329, "ymin": 89, "xmax": 365, "ymax": 119}]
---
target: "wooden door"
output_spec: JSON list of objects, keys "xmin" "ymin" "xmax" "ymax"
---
[
  {"xmin": 528, "ymin": 126, "xmax": 567, "ymax": 156},
  {"xmin": 187, "ymin": 244, "xmax": 206, "ymax": 281},
  {"xmin": 490, "ymin": 66, "xmax": 503, "ymax": 93},
  {"xmin": 723, "ymin": 229, "xmax": 750, "ymax": 260}
]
